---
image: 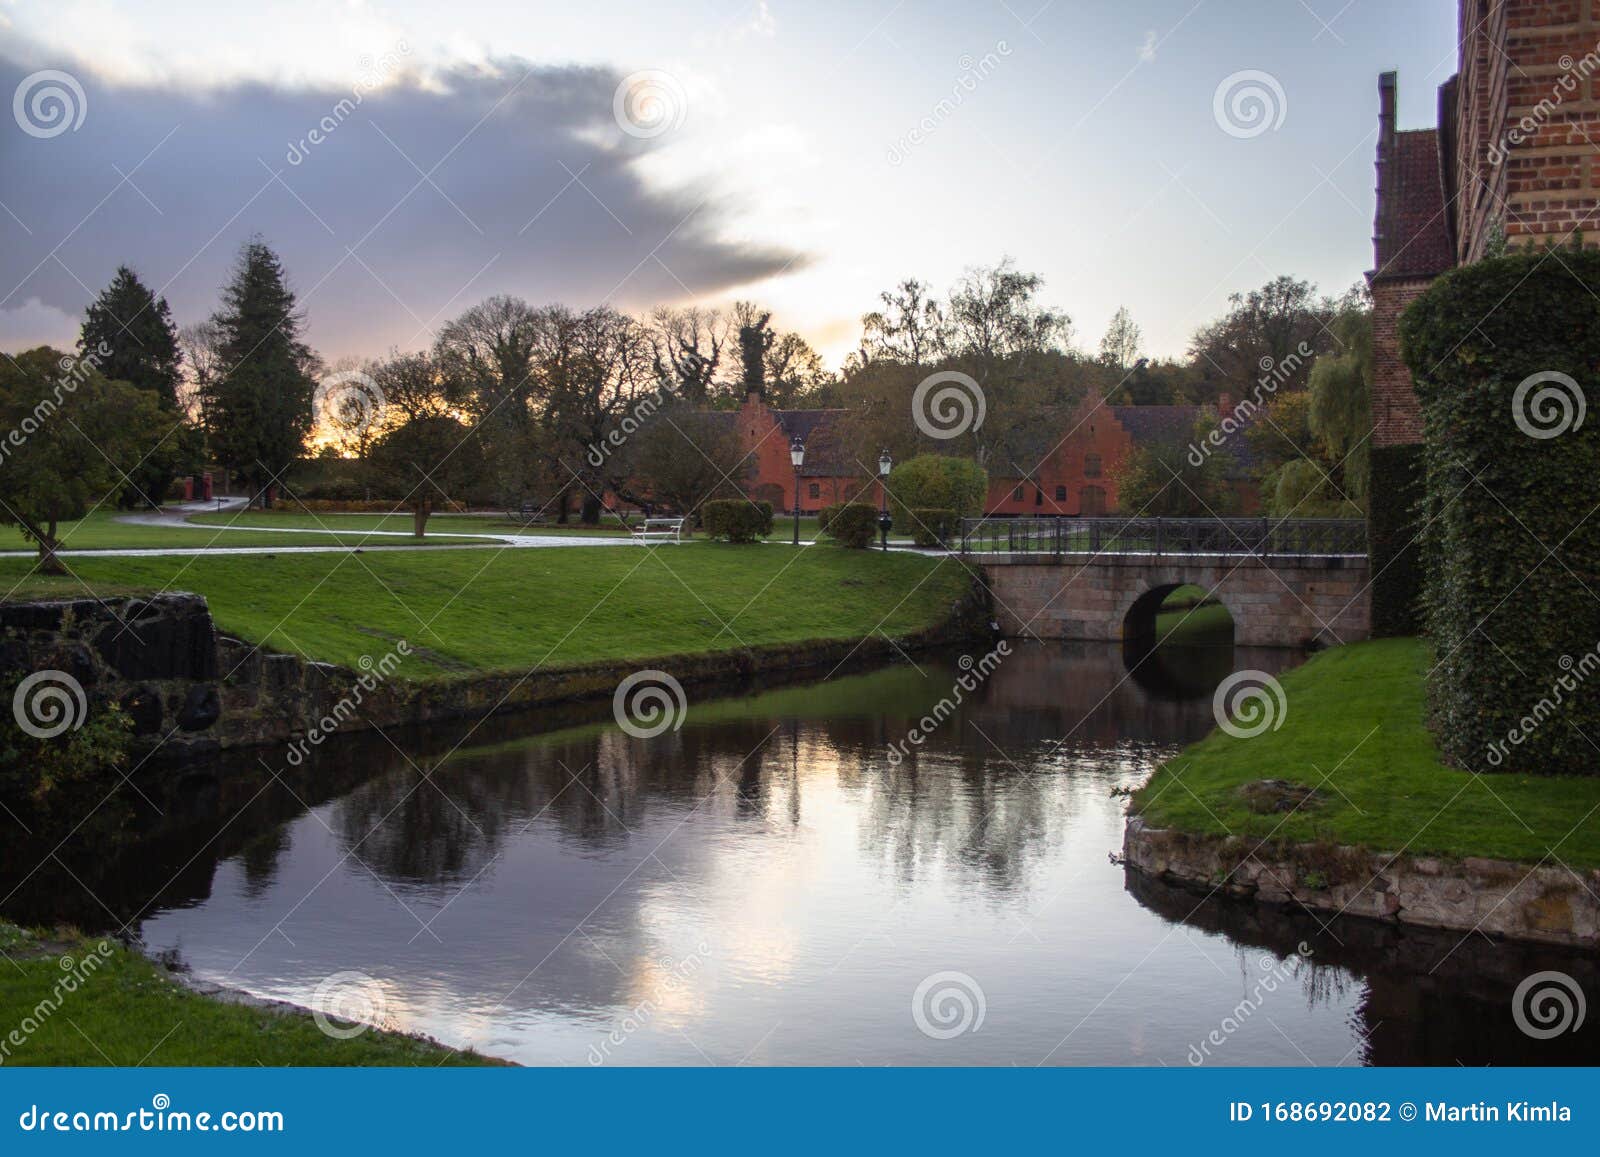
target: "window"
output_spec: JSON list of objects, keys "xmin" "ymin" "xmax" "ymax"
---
[
  {"xmin": 1054, "ymin": 485, "xmax": 1067, "ymax": 502},
  {"xmin": 1012, "ymin": 485, "xmax": 1024, "ymax": 501},
  {"xmin": 1080, "ymin": 485, "xmax": 1107, "ymax": 516},
  {"xmin": 1034, "ymin": 487, "xmax": 1043, "ymax": 506},
  {"xmin": 1084, "ymin": 453, "xmax": 1102, "ymax": 478},
  {"xmin": 808, "ymin": 483, "xmax": 820, "ymax": 499}
]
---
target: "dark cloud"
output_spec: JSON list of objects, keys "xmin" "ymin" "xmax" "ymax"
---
[{"xmin": 0, "ymin": 53, "xmax": 807, "ymax": 356}]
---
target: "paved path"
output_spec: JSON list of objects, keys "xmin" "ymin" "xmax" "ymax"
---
[{"xmin": 0, "ymin": 498, "xmax": 642, "ymax": 559}]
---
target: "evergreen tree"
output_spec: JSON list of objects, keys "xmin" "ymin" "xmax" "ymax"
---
[
  {"xmin": 79, "ymin": 265, "xmax": 200, "ymax": 507},
  {"xmin": 202, "ymin": 239, "xmax": 317, "ymax": 506}
]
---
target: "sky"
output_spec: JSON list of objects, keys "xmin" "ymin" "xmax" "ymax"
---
[{"xmin": 0, "ymin": 0, "xmax": 1458, "ymax": 370}]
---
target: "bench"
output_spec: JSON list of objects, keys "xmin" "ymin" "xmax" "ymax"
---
[
  {"xmin": 505, "ymin": 503, "xmax": 548, "ymax": 527},
  {"xmin": 631, "ymin": 517, "xmax": 685, "ymax": 544}
]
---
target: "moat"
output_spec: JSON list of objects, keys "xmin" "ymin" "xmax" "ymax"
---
[{"xmin": 4, "ymin": 640, "xmax": 1595, "ymax": 1065}]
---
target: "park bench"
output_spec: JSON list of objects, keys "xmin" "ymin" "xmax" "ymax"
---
[
  {"xmin": 631, "ymin": 516, "xmax": 685, "ymax": 544},
  {"xmin": 505, "ymin": 503, "xmax": 549, "ymax": 527}
]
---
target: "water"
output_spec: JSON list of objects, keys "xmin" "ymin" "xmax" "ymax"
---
[{"xmin": 9, "ymin": 641, "xmax": 1597, "ymax": 1065}]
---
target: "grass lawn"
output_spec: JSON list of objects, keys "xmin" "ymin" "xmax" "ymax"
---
[
  {"xmin": 0, "ymin": 510, "xmax": 500, "ymax": 554},
  {"xmin": 188, "ymin": 509, "xmax": 632, "ymax": 538},
  {"xmin": 0, "ymin": 544, "xmax": 975, "ymax": 680},
  {"xmin": 0, "ymin": 922, "xmax": 493, "ymax": 1066},
  {"xmin": 1154, "ymin": 585, "xmax": 1234, "ymax": 644},
  {"xmin": 1133, "ymin": 637, "xmax": 1600, "ymax": 869}
]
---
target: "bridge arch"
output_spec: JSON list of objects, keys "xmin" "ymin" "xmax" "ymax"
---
[{"xmin": 1120, "ymin": 580, "xmax": 1235, "ymax": 645}]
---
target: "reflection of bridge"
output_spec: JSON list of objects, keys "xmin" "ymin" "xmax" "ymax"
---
[{"xmin": 961, "ymin": 517, "xmax": 1370, "ymax": 648}]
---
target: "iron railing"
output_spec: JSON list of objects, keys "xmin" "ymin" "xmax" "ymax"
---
[{"xmin": 956, "ymin": 516, "xmax": 1367, "ymax": 558}]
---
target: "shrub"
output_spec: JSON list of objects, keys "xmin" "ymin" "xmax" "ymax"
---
[
  {"xmin": 1399, "ymin": 248, "xmax": 1600, "ymax": 775},
  {"xmin": 819, "ymin": 502, "xmax": 878, "ymax": 548},
  {"xmin": 906, "ymin": 508, "xmax": 957, "ymax": 548},
  {"xmin": 1367, "ymin": 444, "xmax": 1423, "ymax": 637},
  {"xmin": 703, "ymin": 499, "xmax": 773, "ymax": 543},
  {"xmin": 886, "ymin": 455, "xmax": 987, "ymax": 524}
]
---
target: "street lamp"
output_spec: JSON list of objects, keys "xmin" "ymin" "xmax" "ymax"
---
[
  {"xmin": 877, "ymin": 449, "xmax": 893, "ymax": 551},
  {"xmin": 790, "ymin": 437, "xmax": 806, "ymax": 546}
]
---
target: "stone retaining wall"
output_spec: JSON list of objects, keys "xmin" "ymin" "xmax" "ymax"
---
[
  {"xmin": 1123, "ymin": 816, "xmax": 1599, "ymax": 950},
  {"xmin": 1, "ymin": 583, "xmax": 990, "ymax": 765}
]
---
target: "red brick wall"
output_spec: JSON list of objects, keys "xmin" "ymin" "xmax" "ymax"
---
[
  {"xmin": 1458, "ymin": 0, "xmax": 1600, "ymax": 258},
  {"xmin": 1371, "ymin": 278, "xmax": 1436, "ymax": 447}
]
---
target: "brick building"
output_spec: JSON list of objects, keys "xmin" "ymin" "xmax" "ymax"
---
[
  {"xmin": 724, "ymin": 384, "xmax": 1258, "ymax": 518},
  {"xmin": 1371, "ymin": 0, "xmax": 1600, "ymax": 447}
]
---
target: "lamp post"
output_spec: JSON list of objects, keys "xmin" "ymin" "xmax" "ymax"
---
[
  {"xmin": 877, "ymin": 449, "xmax": 892, "ymax": 552},
  {"xmin": 790, "ymin": 437, "xmax": 806, "ymax": 546}
]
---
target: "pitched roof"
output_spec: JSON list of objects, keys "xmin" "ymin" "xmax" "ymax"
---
[
  {"xmin": 773, "ymin": 408, "xmax": 854, "ymax": 476},
  {"xmin": 1373, "ymin": 129, "xmax": 1454, "ymax": 280}
]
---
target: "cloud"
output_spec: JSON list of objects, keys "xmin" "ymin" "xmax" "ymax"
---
[
  {"xmin": 1138, "ymin": 30, "xmax": 1158, "ymax": 63},
  {"xmin": 0, "ymin": 49, "xmax": 809, "ymax": 360},
  {"xmin": 0, "ymin": 297, "xmax": 79, "ymax": 351}
]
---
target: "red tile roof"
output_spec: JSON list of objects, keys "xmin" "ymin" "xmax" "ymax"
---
[{"xmin": 1373, "ymin": 129, "xmax": 1455, "ymax": 280}]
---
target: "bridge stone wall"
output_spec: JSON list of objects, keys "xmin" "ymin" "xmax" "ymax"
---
[{"xmin": 982, "ymin": 553, "xmax": 1370, "ymax": 648}]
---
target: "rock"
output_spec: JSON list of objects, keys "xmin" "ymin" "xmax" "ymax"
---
[
  {"xmin": 1236, "ymin": 779, "xmax": 1322, "ymax": 814},
  {"xmin": 176, "ymin": 684, "xmax": 221, "ymax": 731}
]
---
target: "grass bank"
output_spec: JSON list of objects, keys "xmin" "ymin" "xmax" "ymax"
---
[
  {"xmin": 1133, "ymin": 637, "xmax": 1600, "ymax": 869},
  {"xmin": 0, "ymin": 922, "xmax": 493, "ymax": 1066},
  {"xmin": 0, "ymin": 545, "xmax": 976, "ymax": 681}
]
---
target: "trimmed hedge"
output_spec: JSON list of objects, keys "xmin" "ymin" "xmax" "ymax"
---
[
  {"xmin": 1366, "ymin": 444, "xmax": 1424, "ymax": 637},
  {"xmin": 703, "ymin": 499, "xmax": 773, "ymax": 543},
  {"xmin": 906, "ymin": 508, "xmax": 957, "ymax": 548},
  {"xmin": 1399, "ymin": 248, "xmax": 1600, "ymax": 776},
  {"xmin": 819, "ymin": 502, "xmax": 879, "ymax": 549}
]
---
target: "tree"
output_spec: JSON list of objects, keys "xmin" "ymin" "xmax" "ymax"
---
[
  {"xmin": 621, "ymin": 400, "xmax": 745, "ymax": 520},
  {"xmin": 200, "ymin": 239, "xmax": 318, "ymax": 506},
  {"xmin": 1188, "ymin": 275, "xmax": 1336, "ymax": 399},
  {"xmin": 0, "ymin": 348, "xmax": 164, "ymax": 572},
  {"xmin": 647, "ymin": 305, "xmax": 731, "ymax": 407},
  {"xmin": 1113, "ymin": 412, "xmax": 1236, "ymax": 517},
  {"xmin": 434, "ymin": 295, "xmax": 540, "ymax": 431},
  {"xmin": 79, "ymin": 265, "xmax": 200, "ymax": 507},
  {"xmin": 860, "ymin": 278, "xmax": 948, "ymax": 365},
  {"xmin": 366, "ymin": 414, "xmax": 485, "ymax": 536},
  {"xmin": 884, "ymin": 455, "xmax": 988, "ymax": 523},
  {"xmin": 763, "ymin": 331, "xmax": 830, "ymax": 408},
  {"xmin": 1306, "ymin": 302, "xmax": 1373, "ymax": 509},
  {"xmin": 1098, "ymin": 306, "xmax": 1142, "ymax": 372}
]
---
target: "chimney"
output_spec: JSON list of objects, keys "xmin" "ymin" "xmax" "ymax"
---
[{"xmin": 1373, "ymin": 71, "xmax": 1398, "ymax": 273}]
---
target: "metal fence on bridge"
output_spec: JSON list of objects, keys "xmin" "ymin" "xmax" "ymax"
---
[{"xmin": 956, "ymin": 516, "xmax": 1367, "ymax": 558}]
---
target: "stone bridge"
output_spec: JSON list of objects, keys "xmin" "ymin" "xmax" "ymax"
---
[{"xmin": 961, "ymin": 518, "xmax": 1370, "ymax": 648}]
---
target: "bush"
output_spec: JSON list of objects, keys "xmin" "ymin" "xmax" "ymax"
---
[
  {"xmin": 1367, "ymin": 444, "xmax": 1423, "ymax": 637},
  {"xmin": 819, "ymin": 502, "xmax": 878, "ymax": 549},
  {"xmin": 1399, "ymin": 248, "xmax": 1600, "ymax": 775},
  {"xmin": 886, "ymin": 455, "xmax": 987, "ymax": 524},
  {"xmin": 703, "ymin": 499, "xmax": 773, "ymax": 543},
  {"xmin": 906, "ymin": 508, "xmax": 957, "ymax": 548}
]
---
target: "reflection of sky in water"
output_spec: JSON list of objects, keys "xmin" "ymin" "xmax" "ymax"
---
[{"xmin": 135, "ymin": 644, "xmax": 1599, "ymax": 1066}]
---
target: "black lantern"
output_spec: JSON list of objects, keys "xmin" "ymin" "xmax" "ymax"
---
[
  {"xmin": 790, "ymin": 437, "xmax": 806, "ymax": 546},
  {"xmin": 877, "ymin": 449, "xmax": 892, "ymax": 551}
]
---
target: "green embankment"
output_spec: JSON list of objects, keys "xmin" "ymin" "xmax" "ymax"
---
[
  {"xmin": 0, "ymin": 922, "xmax": 493, "ymax": 1066},
  {"xmin": 0, "ymin": 545, "xmax": 975, "ymax": 681},
  {"xmin": 1134, "ymin": 637, "xmax": 1600, "ymax": 869}
]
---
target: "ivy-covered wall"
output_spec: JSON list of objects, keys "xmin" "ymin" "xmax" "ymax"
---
[
  {"xmin": 1366, "ymin": 444, "xmax": 1424, "ymax": 638},
  {"xmin": 1400, "ymin": 250, "xmax": 1600, "ymax": 776}
]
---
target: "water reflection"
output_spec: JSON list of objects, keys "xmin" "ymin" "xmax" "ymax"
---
[{"xmin": 6, "ymin": 638, "xmax": 1595, "ymax": 1066}]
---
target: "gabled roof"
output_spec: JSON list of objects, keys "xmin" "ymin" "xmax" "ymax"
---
[
  {"xmin": 1373, "ymin": 129, "xmax": 1454, "ymax": 280},
  {"xmin": 773, "ymin": 408, "xmax": 854, "ymax": 477}
]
